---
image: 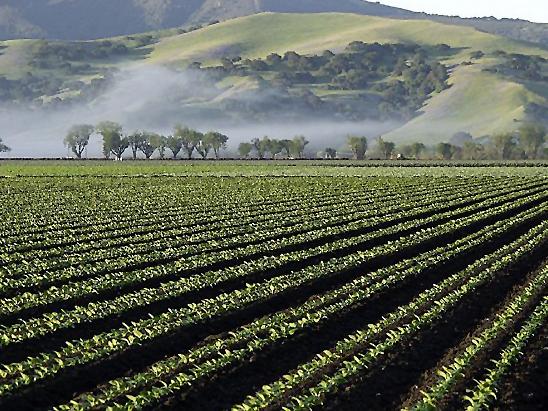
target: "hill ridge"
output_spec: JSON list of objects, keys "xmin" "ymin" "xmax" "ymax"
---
[{"xmin": 0, "ymin": 0, "xmax": 545, "ymax": 46}]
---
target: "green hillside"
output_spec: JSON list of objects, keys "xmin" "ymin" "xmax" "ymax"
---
[
  {"xmin": 0, "ymin": 12, "xmax": 547, "ymax": 145},
  {"xmin": 145, "ymin": 13, "xmax": 547, "ymax": 144},
  {"xmin": 385, "ymin": 64, "xmax": 546, "ymax": 143},
  {"xmin": 150, "ymin": 13, "xmax": 546, "ymax": 65}
]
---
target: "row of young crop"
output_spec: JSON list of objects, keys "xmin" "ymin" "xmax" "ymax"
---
[
  {"xmin": 0, "ymin": 179, "xmax": 379, "ymax": 250},
  {"xmin": 2, "ymin": 196, "xmax": 546, "ymax": 350},
  {"xmin": 0, "ymin": 177, "xmax": 196, "ymax": 234},
  {"xmin": 0, "ymin": 187, "xmax": 378, "ymax": 272},
  {"xmin": 234, "ymin": 225, "xmax": 548, "ymax": 411},
  {"xmin": 47, "ymin": 206, "xmax": 548, "ymax": 410},
  {"xmin": 0, "ymin": 178, "xmax": 524, "ymax": 307},
  {"xmin": 463, "ymin": 295, "xmax": 547, "ymax": 410},
  {"xmin": 1, "ymin": 173, "xmax": 546, "ymax": 410},
  {"xmin": 0, "ymin": 180, "xmax": 372, "ymax": 250},
  {"xmin": 3, "ymin": 180, "xmax": 526, "ymax": 305},
  {"xmin": 0, "ymin": 176, "xmax": 377, "ymax": 238},
  {"xmin": 4, "ymin": 177, "xmax": 519, "ymax": 259},
  {"xmin": 1, "ymin": 175, "xmax": 536, "ymax": 249},
  {"xmin": 1, "ymin": 182, "xmax": 543, "ymax": 329},
  {"xmin": 318, "ymin": 160, "xmax": 548, "ymax": 168},
  {"xmin": 9, "ymin": 179, "xmax": 544, "ymax": 284},
  {"xmin": 4, "ymin": 174, "xmax": 505, "ymax": 262},
  {"xmin": 1, "ymin": 177, "xmax": 461, "ymax": 271},
  {"xmin": 2, "ymin": 178, "xmax": 538, "ymax": 296},
  {"xmin": 403, "ymin": 263, "xmax": 548, "ymax": 410},
  {"xmin": 0, "ymin": 188, "xmax": 545, "ymax": 400}
]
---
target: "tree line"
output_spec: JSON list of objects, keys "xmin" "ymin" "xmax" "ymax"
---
[
  {"xmin": 237, "ymin": 136, "xmax": 309, "ymax": 159},
  {"xmin": 64, "ymin": 122, "xmax": 229, "ymax": 160},
  {"xmin": 414, "ymin": 123, "xmax": 546, "ymax": 160},
  {"xmin": 342, "ymin": 123, "xmax": 546, "ymax": 160},
  {"xmin": 1, "ymin": 122, "xmax": 545, "ymax": 161}
]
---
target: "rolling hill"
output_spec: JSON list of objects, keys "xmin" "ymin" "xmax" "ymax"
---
[
  {"xmin": 147, "ymin": 13, "xmax": 548, "ymax": 143},
  {"xmin": 148, "ymin": 13, "xmax": 545, "ymax": 64},
  {"xmin": 0, "ymin": 0, "xmax": 546, "ymax": 45},
  {"xmin": 0, "ymin": 12, "xmax": 547, "ymax": 151}
]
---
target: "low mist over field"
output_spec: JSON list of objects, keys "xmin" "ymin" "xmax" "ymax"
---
[{"xmin": 0, "ymin": 65, "xmax": 398, "ymax": 157}]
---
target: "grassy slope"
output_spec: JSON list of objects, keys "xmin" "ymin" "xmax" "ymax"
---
[
  {"xmin": 149, "ymin": 13, "xmax": 546, "ymax": 64},
  {"xmin": 385, "ymin": 63, "xmax": 546, "ymax": 143},
  {"xmin": 1, "ymin": 12, "xmax": 547, "ymax": 144},
  {"xmin": 0, "ymin": 39, "xmax": 37, "ymax": 77},
  {"xmin": 149, "ymin": 13, "xmax": 547, "ymax": 144}
]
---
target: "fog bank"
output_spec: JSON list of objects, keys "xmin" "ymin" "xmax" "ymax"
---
[{"xmin": 0, "ymin": 65, "xmax": 400, "ymax": 157}]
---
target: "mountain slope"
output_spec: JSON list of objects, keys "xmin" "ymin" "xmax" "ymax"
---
[
  {"xmin": 0, "ymin": 0, "xmax": 546, "ymax": 46},
  {"xmin": 384, "ymin": 64, "xmax": 546, "ymax": 143},
  {"xmin": 147, "ymin": 13, "xmax": 548, "ymax": 143},
  {"xmin": 149, "ymin": 13, "xmax": 545, "ymax": 65},
  {"xmin": 0, "ymin": 12, "xmax": 546, "ymax": 149},
  {"xmin": 0, "ymin": 0, "xmax": 204, "ymax": 40}
]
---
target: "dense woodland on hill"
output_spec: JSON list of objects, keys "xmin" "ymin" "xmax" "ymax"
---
[{"xmin": 197, "ymin": 42, "xmax": 449, "ymax": 121}]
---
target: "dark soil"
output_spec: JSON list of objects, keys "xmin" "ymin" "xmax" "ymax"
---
[
  {"xmin": 152, "ymin": 208, "xmax": 547, "ymax": 410},
  {"xmin": 493, "ymin": 324, "xmax": 548, "ymax": 411},
  {"xmin": 322, "ymin": 244, "xmax": 548, "ymax": 411}
]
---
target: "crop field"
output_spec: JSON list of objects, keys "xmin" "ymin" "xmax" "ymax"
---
[{"xmin": 0, "ymin": 162, "xmax": 547, "ymax": 410}]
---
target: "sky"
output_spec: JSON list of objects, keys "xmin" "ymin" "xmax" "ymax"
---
[{"xmin": 379, "ymin": 0, "xmax": 548, "ymax": 23}]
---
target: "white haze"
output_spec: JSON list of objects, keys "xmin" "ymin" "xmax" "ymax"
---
[{"xmin": 0, "ymin": 65, "xmax": 400, "ymax": 158}]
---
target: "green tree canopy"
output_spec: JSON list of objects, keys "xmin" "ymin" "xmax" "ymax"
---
[
  {"xmin": 347, "ymin": 136, "xmax": 368, "ymax": 160},
  {"xmin": 64, "ymin": 124, "xmax": 94, "ymax": 159},
  {"xmin": 151, "ymin": 135, "xmax": 167, "ymax": 160},
  {"xmin": 196, "ymin": 132, "xmax": 215, "ymax": 159},
  {"xmin": 462, "ymin": 141, "xmax": 484, "ymax": 160},
  {"xmin": 127, "ymin": 131, "xmax": 146, "ymax": 160},
  {"xmin": 290, "ymin": 135, "xmax": 309, "ymax": 159},
  {"xmin": 238, "ymin": 142, "xmax": 253, "ymax": 158},
  {"xmin": 325, "ymin": 148, "xmax": 337, "ymax": 159},
  {"xmin": 377, "ymin": 137, "xmax": 396, "ymax": 159},
  {"xmin": 174, "ymin": 125, "xmax": 202, "ymax": 159},
  {"xmin": 206, "ymin": 132, "xmax": 229, "ymax": 159},
  {"xmin": 518, "ymin": 122, "xmax": 545, "ymax": 159},
  {"xmin": 279, "ymin": 139, "xmax": 292, "ymax": 157},
  {"xmin": 252, "ymin": 136, "xmax": 271, "ymax": 159},
  {"xmin": 436, "ymin": 142, "xmax": 455, "ymax": 160},
  {"xmin": 96, "ymin": 121, "xmax": 123, "ymax": 159},
  {"xmin": 138, "ymin": 132, "xmax": 161, "ymax": 159},
  {"xmin": 268, "ymin": 139, "xmax": 283, "ymax": 158},
  {"xmin": 408, "ymin": 142, "xmax": 426, "ymax": 158},
  {"xmin": 490, "ymin": 132, "xmax": 516, "ymax": 160},
  {"xmin": 166, "ymin": 135, "xmax": 183, "ymax": 159}
]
